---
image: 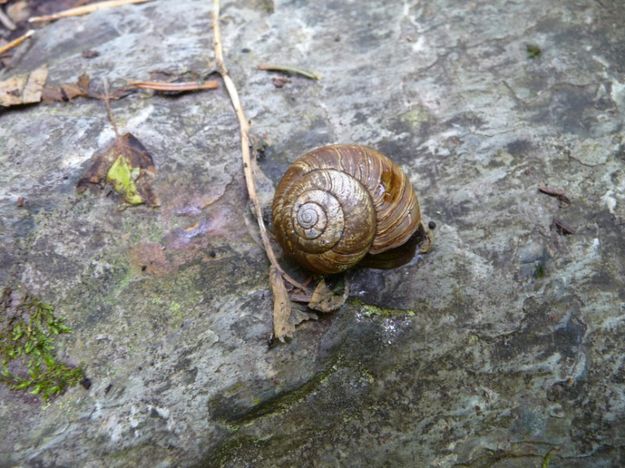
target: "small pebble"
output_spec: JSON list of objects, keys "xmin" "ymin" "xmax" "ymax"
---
[{"xmin": 81, "ymin": 49, "xmax": 100, "ymax": 59}]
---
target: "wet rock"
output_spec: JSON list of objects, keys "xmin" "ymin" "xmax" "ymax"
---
[
  {"xmin": 518, "ymin": 240, "xmax": 549, "ymax": 279},
  {"xmin": 1, "ymin": 0, "xmax": 624, "ymax": 466}
]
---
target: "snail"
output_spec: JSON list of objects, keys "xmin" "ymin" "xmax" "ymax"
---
[{"xmin": 272, "ymin": 144, "xmax": 428, "ymax": 274}]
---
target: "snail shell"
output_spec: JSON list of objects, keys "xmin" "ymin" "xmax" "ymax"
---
[{"xmin": 272, "ymin": 144, "xmax": 421, "ymax": 274}]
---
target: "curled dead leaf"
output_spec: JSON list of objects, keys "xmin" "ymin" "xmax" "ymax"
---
[
  {"xmin": 308, "ymin": 277, "xmax": 349, "ymax": 313},
  {"xmin": 270, "ymin": 266, "xmax": 294, "ymax": 342}
]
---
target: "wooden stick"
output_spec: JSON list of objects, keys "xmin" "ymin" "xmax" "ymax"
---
[
  {"xmin": 29, "ymin": 0, "xmax": 151, "ymax": 23},
  {"xmin": 0, "ymin": 30, "xmax": 34, "ymax": 56},
  {"xmin": 211, "ymin": 0, "xmax": 308, "ymax": 293}
]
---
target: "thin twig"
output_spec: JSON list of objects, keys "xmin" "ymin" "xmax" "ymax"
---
[
  {"xmin": 29, "ymin": 0, "xmax": 151, "ymax": 23},
  {"xmin": 0, "ymin": 30, "xmax": 34, "ymax": 56},
  {"xmin": 128, "ymin": 80, "xmax": 219, "ymax": 91},
  {"xmin": 211, "ymin": 0, "xmax": 308, "ymax": 293},
  {"xmin": 257, "ymin": 63, "xmax": 321, "ymax": 80}
]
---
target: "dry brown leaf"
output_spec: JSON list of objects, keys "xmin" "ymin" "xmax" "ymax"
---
[
  {"xmin": 308, "ymin": 277, "xmax": 349, "ymax": 313},
  {"xmin": 42, "ymin": 73, "xmax": 91, "ymax": 102},
  {"xmin": 77, "ymin": 133, "xmax": 159, "ymax": 207},
  {"xmin": 270, "ymin": 266, "xmax": 317, "ymax": 343},
  {"xmin": 270, "ymin": 266, "xmax": 294, "ymax": 342},
  {"xmin": 290, "ymin": 308, "xmax": 317, "ymax": 326},
  {"xmin": 42, "ymin": 74, "xmax": 133, "ymax": 102},
  {"xmin": 0, "ymin": 64, "xmax": 47, "ymax": 107}
]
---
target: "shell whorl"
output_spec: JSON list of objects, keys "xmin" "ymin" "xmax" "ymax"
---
[{"xmin": 272, "ymin": 144, "xmax": 421, "ymax": 274}]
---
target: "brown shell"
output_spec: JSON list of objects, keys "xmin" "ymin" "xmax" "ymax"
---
[{"xmin": 272, "ymin": 144, "xmax": 421, "ymax": 274}]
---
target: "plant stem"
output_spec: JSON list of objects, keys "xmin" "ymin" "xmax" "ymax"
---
[{"xmin": 211, "ymin": 0, "xmax": 308, "ymax": 292}]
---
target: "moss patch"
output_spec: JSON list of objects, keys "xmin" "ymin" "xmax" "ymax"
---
[{"xmin": 0, "ymin": 288, "xmax": 84, "ymax": 401}]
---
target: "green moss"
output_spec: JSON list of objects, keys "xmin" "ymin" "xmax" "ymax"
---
[
  {"xmin": 0, "ymin": 289, "xmax": 84, "ymax": 401},
  {"xmin": 350, "ymin": 298, "xmax": 416, "ymax": 317},
  {"xmin": 106, "ymin": 155, "xmax": 144, "ymax": 205}
]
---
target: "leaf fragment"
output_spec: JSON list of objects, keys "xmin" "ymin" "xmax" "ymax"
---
[
  {"xmin": 0, "ymin": 64, "xmax": 47, "ymax": 107},
  {"xmin": 42, "ymin": 73, "xmax": 92, "ymax": 102},
  {"xmin": 106, "ymin": 155, "xmax": 144, "ymax": 205},
  {"xmin": 77, "ymin": 133, "xmax": 159, "ymax": 207}
]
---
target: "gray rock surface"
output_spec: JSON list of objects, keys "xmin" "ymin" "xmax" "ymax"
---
[{"xmin": 1, "ymin": 0, "xmax": 624, "ymax": 466}]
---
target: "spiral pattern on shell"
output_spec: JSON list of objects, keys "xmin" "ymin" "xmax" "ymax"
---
[{"xmin": 272, "ymin": 144, "xmax": 421, "ymax": 274}]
